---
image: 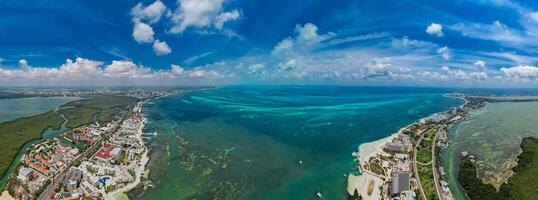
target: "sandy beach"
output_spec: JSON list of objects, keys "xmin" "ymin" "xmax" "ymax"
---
[
  {"xmin": 0, "ymin": 191, "xmax": 14, "ymax": 200},
  {"xmin": 347, "ymin": 172, "xmax": 383, "ymax": 200},
  {"xmin": 346, "ymin": 124, "xmax": 413, "ymax": 199},
  {"xmin": 346, "ymin": 132, "xmax": 398, "ymax": 199},
  {"xmin": 357, "ymin": 133, "xmax": 399, "ymax": 165}
]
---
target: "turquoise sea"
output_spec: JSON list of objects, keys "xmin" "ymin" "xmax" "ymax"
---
[{"xmin": 135, "ymin": 85, "xmax": 463, "ymax": 199}]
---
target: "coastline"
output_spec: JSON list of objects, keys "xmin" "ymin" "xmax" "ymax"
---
[
  {"xmin": 347, "ymin": 132, "xmax": 400, "ymax": 199},
  {"xmin": 104, "ymin": 101, "xmax": 150, "ymax": 199},
  {"xmin": 346, "ymin": 93, "xmax": 469, "ymax": 199},
  {"xmin": 347, "ymin": 93, "xmax": 538, "ymax": 200},
  {"xmin": 1, "ymin": 98, "xmax": 154, "ymax": 200},
  {"xmin": 446, "ymin": 99, "xmax": 538, "ymax": 199}
]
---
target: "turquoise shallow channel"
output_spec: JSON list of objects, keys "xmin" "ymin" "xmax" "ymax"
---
[{"xmin": 135, "ymin": 85, "xmax": 463, "ymax": 200}]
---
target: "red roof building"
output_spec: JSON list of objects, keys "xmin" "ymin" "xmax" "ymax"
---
[{"xmin": 95, "ymin": 144, "xmax": 115, "ymax": 160}]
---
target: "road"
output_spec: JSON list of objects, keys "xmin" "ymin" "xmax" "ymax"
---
[
  {"xmin": 37, "ymin": 115, "xmax": 128, "ymax": 200},
  {"xmin": 432, "ymin": 129, "xmax": 445, "ymax": 200},
  {"xmin": 37, "ymin": 154, "xmax": 79, "ymax": 200},
  {"xmin": 413, "ymin": 128, "xmax": 429, "ymax": 200}
]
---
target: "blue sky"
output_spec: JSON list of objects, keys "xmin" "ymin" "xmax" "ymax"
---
[{"xmin": 2, "ymin": 0, "xmax": 538, "ymax": 86}]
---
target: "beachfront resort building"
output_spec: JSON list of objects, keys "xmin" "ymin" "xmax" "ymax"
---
[
  {"xmin": 390, "ymin": 171, "xmax": 410, "ymax": 197},
  {"xmin": 95, "ymin": 144, "xmax": 122, "ymax": 162},
  {"xmin": 384, "ymin": 142, "xmax": 406, "ymax": 153}
]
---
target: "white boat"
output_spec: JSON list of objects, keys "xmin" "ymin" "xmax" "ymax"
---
[{"xmin": 316, "ymin": 191, "xmax": 324, "ymax": 199}]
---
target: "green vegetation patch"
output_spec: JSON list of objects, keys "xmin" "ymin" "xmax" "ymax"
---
[
  {"xmin": 416, "ymin": 127, "xmax": 439, "ymax": 200},
  {"xmin": 459, "ymin": 137, "xmax": 538, "ymax": 200},
  {"xmin": 59, "ymin": 95, "xmax": 137, "ymax": 128},
  {"xmin": 418, "ymin": 164, "xmax": 438, "ymax": 200},
  {"xmin": 417, "ymin": 148, "xmax": 432, "ymax": 164},
  {"xmin": 0, "ymin": 111, "xmax": 64, "ymax": 179}
]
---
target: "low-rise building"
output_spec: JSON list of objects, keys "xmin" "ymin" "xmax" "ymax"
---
[
  {"xmin": 17, "ymin": 167, "xmax": 33, "ymax": 182},
  {"xmin": 81, "ymin": 181, "xmax": 99, "ymax": 197},
  {"xmin": 110, "ymin": 147, "xmax": 122, "ymax": 160},
  {"xmin": 95, "ymin": 144, "xmax": 115, "ymax": 161},
  {"xmin": 401, "ymin": 190, "xmax": 415, "ymax": 200}
]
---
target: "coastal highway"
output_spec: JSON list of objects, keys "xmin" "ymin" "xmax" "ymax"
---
[
  {"xmin": 414, "ymin": 126, "xmax": 448, "ymax": 200},
  {"xmin": 432, "ymin": 130, "xmax": 444, "ymax": 200}
]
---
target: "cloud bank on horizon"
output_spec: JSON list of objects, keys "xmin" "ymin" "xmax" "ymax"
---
[{"xmin": 2, "ymin": 0, "xmax": 538, "ymax": 87}]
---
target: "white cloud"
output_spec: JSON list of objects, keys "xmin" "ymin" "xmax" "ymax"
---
[
  {"xmin": 364, "ymin": 57, "xmax": 391, "ymax": 73},
  {"xmin": 248, "ymin": 63, "xmax": 265, "ymax": 75},
  {"xmin": 530, "ymin": 12, "xmax": 538, "ymax": 22},
  {"xmin": 278, "ymin": 59, "xmax": 297, "ymax": 71},
  {"xmin": 104, "ymin": 60, "xmax": 152, "ymax": 78},
  {"xmin": 168, "ymin": 0, "xmax": 240, "ymax": 33},
  {"xmin": 441, "ymin": 65, "xmax": 450, "ymax": 72},
  {"xmin": 170, "ymin": 64, "xmax": 185, "ymax": 76},
  {"xmin": 153, "ymin": 40, "xmax": 172, "ymax": 55},
  {"xmin": 272, "ymin": 23, "xmax": 334, "ymax": 56},
  {"xmin": 186, "ymin": 69, "xmax": 222, "ymax": 78},
  {"xmin": 436, "ymin": 65, "xmax": 487, "ymax": 81},
  {"xmin": 131, "ymin": 0, "xmax": 167, "ymax": 24},
  {"xmin": 132, "ymin": 21, "xmax": 155, "ymax": 43},
  {"xmin": 19, "ymin": 59, "xmax": 31, "ymax": 71},
  {"xmin": 0, "ymin": 57, "xmax": 234, "ymax": 86},
  {"xmin": 168, "ymin": 63, "xmax": 225, "ymax": 79},
  {"xmin": 347, "ymin": 57, "xmax": 393, "ymax": 80},
  {"xmin": 469, "ymin": 71, "xmax": 488, "ymax": 80},
  {"xmin": 437, "ymin": 46, "xmax": 451, "ymax": 60},
  {"xmin": 450, "ymin": 21, "xmax": 536, "ymax": 49},
  {"xmin": 59, "ymin": 58, "xmax": 104, "ymax": 78},
  {"xmin": 321, "ymin": 32, "xmax": 390, "ymax": 48},
  {"xmin": 294, "ymin": 23, "xmax": 332, "ymax": 44},
  {"xmin": 272, "ymin": 37, "xmax": 295, "ymax": 56},
  {"xmin": 500, "ymin": 65, "xmax": 538, "ymax": 79},
  {"xmin": 391, "ymin": 36, "xmax": 437, "ymax": 49},
  {"xmin": 449, "ymin": 69, "xmax": 469, "ymax": 80},
  {"xmin": 184, "ymin": 51, "xmax": 214, "ymax": 64},
  {"xmin": 474, "ymin": 60, "xmax": 486, "ymax": 70},
  {"xmin": 477, "ymin": 51, "xmax": 538, "ymax": 64},
  {"xmin": 214, "ymin": 10, "xmax": 240, "ymax": 30},
  {"xmin": 426, "ymin": 23, "xmax": 444, "ymax": 37}
]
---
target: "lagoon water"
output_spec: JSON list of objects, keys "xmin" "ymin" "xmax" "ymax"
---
[
  {"xmin": 443, "ymin": 101, "xmax": 538, "ymax": 200},
  {"xmin": 0, "ymin": 97, "xmax": 79, "ymax": 123},
  {"xmin": 137, "ymin": 86, "xmax": 462, "ymax": 199},
  {"xmin": 0, "ymin": 96, "xmax": 79, "ymax": 191}
]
